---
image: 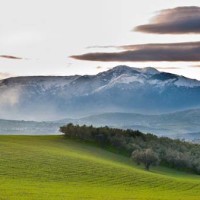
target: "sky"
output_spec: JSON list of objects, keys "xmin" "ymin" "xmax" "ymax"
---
[{"xmin": 1, "ymin": 0, "xmax": 200, "ymax": 80}]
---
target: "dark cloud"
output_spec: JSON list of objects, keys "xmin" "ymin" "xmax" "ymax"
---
[
  {"xmin": 120, "ymin": 41, "xmax": 200, "ymax": 50},
  {"xmin": 0, "ymin": 55, "xmax": 22, "ymax": 60},
  {"xmin": 134, "ymin": 6, "xmax": 200, "ymax": 34},
  {"xmin": 71, "ymin": 41, "xmax": 200, "ymax": 62}
]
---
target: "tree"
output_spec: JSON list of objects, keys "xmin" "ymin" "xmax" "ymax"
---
[
  {"xmin": 131, "ymin": 149, "xmax": 159, "ymax": 170},
  {"xmin": 60, "ymin": 124, "xmax": 200, "ymax": 174}
]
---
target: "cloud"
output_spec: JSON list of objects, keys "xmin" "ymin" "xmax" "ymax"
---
[
  {"xmin": 0, "ymin": 86, "xmax": 22, "ymax": 107},
  {"xmin": 71, "ymin": 41, "xmax": 200, "ymax": 62},
  {"xmin": 120, "ymin": 41, "xmax": 200, "ymax": 50},
  {"xmin": 86, "ymin": 45, "xmax": 116, "ymax": 49},
  {"xmin": 0, "ymin": 73, "xmax": 13, "ymax": 80},
  {"xmin": 156, "ymin": 67, "xmax": 181, "ymax": 70},
  {"xmin": 134, "ymin": 6, "xmax": 200, "ymax": 34},
  {"xmin": 190, "ymin": 64, "xmax": 200, "ymax": 68},
  {"xmin": 0, "ymin": 55, "xmax": 22, "ymax": 60}
]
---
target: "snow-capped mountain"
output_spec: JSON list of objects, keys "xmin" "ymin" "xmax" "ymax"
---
[
  {"xmin": 0, "ymin": 65, "xmax": 200, "ymax": 120},
  {"xmin": 95, "ymin": 66, "xmax": 200, "ymax": 90}
]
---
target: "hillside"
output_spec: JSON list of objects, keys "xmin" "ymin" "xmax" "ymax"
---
[{"xmin": 0, "ymin": 135, "xmax": 200, "ymax": 200}]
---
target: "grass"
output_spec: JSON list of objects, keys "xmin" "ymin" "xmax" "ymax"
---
[{"xmin": 0, "ymin": 135, "xmax": 199, "ymax": 199}]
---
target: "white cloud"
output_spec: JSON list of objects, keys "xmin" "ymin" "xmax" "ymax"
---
[
  {"xmin": 0, "ymin": 86, "xmax": 22, "ymax": 106},
  {"xmin": 0, "ymin": 72, "xmax": 13, "ymax": 80}
]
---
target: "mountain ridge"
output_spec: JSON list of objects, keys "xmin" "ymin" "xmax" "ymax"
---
[{"xmin": 0, "ymin": 65, "xmax": 200, "ymax": 120}]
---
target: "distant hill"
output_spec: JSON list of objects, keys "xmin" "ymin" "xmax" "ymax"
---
[
  {"xmin": 0, "ymin": 119, "xmax": 62, "ymax": 134},
  {"xmin": 0, "ymin": 65, "xmax": 200, "ymax": 120},
  {"xmin": 1, "ymin": 109, "xmax": 200, "ymax": 140},
  {"xmin": 71, "ymin": 109, "xmax": 200, "ymax": 139}
]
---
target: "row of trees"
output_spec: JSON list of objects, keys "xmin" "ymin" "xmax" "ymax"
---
[{"xmin": 60, "ymin": 123, "xmax": 200, "ymax": 173}]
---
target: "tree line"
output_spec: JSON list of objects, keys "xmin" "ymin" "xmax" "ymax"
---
[{"xmin": 60, "ymin": 123, "xmax": 200, "ymax": 173}]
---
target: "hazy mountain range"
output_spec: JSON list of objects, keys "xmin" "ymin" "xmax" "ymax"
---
[
  {"xmin": 0, "ymin": 109, "xmax": 200, "ymax": 141},
  {"xmin": 1, "ymin": 65, "xmax": 200, "ymax": 121},
  {"xmin": 69, "ymin": 109, "xmax": 200, "ymax": 140},
  {"xmin": 0, "ymin": 65, "xmax": 200, "ymax": 140}
]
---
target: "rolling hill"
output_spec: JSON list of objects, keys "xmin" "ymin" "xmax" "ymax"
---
[{"xmin": 0, "ymin": 135, "xmax": 200, "ymax": 200}]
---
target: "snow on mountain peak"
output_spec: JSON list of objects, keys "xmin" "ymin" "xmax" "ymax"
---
[
  {"xmin": 113, "ymin": 65, "xmax": 160, "ymax": 74},
  {"xmin": 96, "ymin": 66, "xmax": 200, "ymax": 90},
  {"xmin": 138, "ymin": 67, "xmax": 159, "ymax": 75},
  {"xmin": 108, "ymin": 65, "xmax": 139, "ymax": 75},
  {"xmin": 174, "ymin": 76, "xmax": 200, "ymax": 88},
  {"xmin": 104, "ymin": 65, "xmax": 159, "ymax": 77}
]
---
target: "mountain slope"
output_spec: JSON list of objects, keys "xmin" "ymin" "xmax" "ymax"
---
[
  {"xmin": 0, "ymin": 135, "xmax": 200, "ymax": 200},
  {"xmin": 0, "ymin": 65, "xmax": 200, "ymax": 120}
]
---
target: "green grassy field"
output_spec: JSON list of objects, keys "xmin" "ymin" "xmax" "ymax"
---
[{"xmin": 0, "ymin": 135, "xmax": 199, "ymax": 200}]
